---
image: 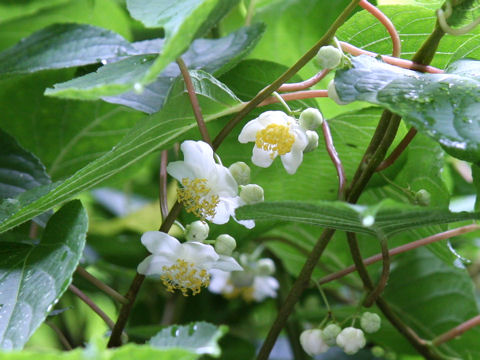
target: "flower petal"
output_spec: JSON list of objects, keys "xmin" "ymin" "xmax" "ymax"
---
[
  {"xmin": 208, "ymin": 269, "xmax": 230, "ymax": 294},
  {"xmin": 214, "ymin": 255, "xmax": 243, "ymax": 271},
  {"xmin": 209, "ymin": 164, "xmax": 238, "ymax": 197},
  {"xmin": 280, "ymin": 147, "xmax": 304, "ymax": 174},
  {"xmin": 137, "ymin": 255, "xmax": 171, "ymax": 276},
  {"xmin": 252, "ymin": 276, "xmax": 279, "ymax": 301},
  {"xmin": 181, "ymin": 140, "xmax": 216, "ymax": 175},
  {"xmin": 141, "ymin": 231, "xmax": 180, "ymax": 255},
  {"xmin": 252, "ymin": 146, "xmax": 275, "ymax": 168},
  {"xmin": 179, "ymin": 242, "xmax": 219, "ymax": 266},
  {"xmin": 166, "ymin": 161, "xmax": 196, "ymax": 182},
  {"xmin": 238, "ymin": 118, "xmax": 265, "ymax": 143}
]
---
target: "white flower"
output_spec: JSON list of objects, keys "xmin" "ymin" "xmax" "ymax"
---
[
  {"xmin": 167, "ymin": 140, "xmax": 254, "ymax": 229},
  {"xmin": 300, "ymin": 329, "xmax": 329, "ymax": 356},
  {"xmin": 238, "ymin": 111, "xmax": 308, "ymax": 174},
  {"xmin": 137, "ymin": 231, "xmax": 242, "ymax": 296},
  {"xmin": 208, "ymin": 269, "xmax": 279, "ymax": 302},
  {"xmin": 336, "ymin": 327, "xmax": 366, "ymax": 355}
]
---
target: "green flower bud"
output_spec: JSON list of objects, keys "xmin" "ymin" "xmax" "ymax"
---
[
  {"xmin": 303, "ymin": 130, "xmax": 319, "ymax": 153},
  {"xmin": 215, "ymin": 234, "xmax": 236, "ymax": 256},
  {"xmin": 371, "ymin": 346, "xmax": 385, "ymax": 358},
  {"xmin": 231, "ymin": 270, "xmax": 255, "ymax": 287},
  {"xmin": 321, "ymin": 323, "xmax": 342, "ymax": 346},
  {"xmin": 317, "ymin": 45, "xmax": 343, "ymax": 69},
  {"xmin": 257, "ymin": 258, "xmax": 275, "ymax": 276},
  {"xmin": 184, "ymin": 220, "xmax": 209, "ymax": 242},
  {"xmin": 229, "ymin": 161, "xmax": 251, "ymax": 185},
  {"xmin": 240, "ymin": 184, "xmax": 264, "ymax": 204},
  {"xmin": 299, "ymin": 108, "xmax": 324, "ymax": 130},
  {"xmin": 360, "ymin": 312, "xmax": 381, "ymax": 333},
  {"xmin": 328, "ymin": 80, "xmax": 349, "ymax": 105},
  {"xmin": 415, "ymin": 189, "xmax": 431, "ymax": 206}
]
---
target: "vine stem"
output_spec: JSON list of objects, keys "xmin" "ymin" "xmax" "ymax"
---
[
  {"xmin": 213, "ymin": 0, "xmax": 362, "ymax": 150},
  {"xmin": 176, "ymin": 57, "xmax": 212, "ymax": 145},
  {"xmin": 318, "ymin": 224, "xmax": 480, "ymax": 285},
  {"xmin": 363, "ymin": 236, "xmax": 389, "ymax": 307},
  {"xmin": 359, "ymin": 0, "xmax": 401, "ymax": 57},
  {"xmin": 75, "ymin": 266, "xmax": 128, "ymax": 305},
  {"xmin": 159, "ymin": 150, "xmax": 169, "ymax": 219},
  {"xmin": 339, "ymin": 42, "xmax": 444, "ymax": 73},
  {"xmin": 433, "ymin": 315, "xmax": 480, "ymax": 346},
  {"xmin": 321, "ymin": 120, "xmax": 347, "ymax": 200},
  {"xmin": 258, "ymin": 90, "xmax": 328, "ymax": 106},
  {"xmin": 45, "ymin": 321, "xmax": 73, "ymax": 350},
  {"xmin": 69, "ymin": 284, "xmax": 115, "ymax": 329},
  {"xmin": 376, "ymin": 128, "xmax": 417, "ymax": 171},
  {"xmin": 278, "ymin": 69, "xmax": 330, "ymax": 92}
]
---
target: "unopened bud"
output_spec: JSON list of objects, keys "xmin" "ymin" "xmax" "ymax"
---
[
  {"xmin": 336, "ymin": 327, "xmax": 366, "ymax": 355},
  {"xmin": 215, "ymin": 234, "xmax": 236, "ymax": 256},
  {"xmin": 321, "ymin": 323, "xmax": 341, "ymax": 346},
  {"xmin": 360, "ymin": 312, "xmax": 381, "ymax": 333},
  {"xmin": 229, "ymin": 161, "xmax": 251, "ymax": 185},
  {"xmin": 300, "ymin": 329, "xmax": 329, "ymax": 356},
  {"xmin": 257, "ymin": 258, "xmax": 275, "ymax": 276},
  {"xmin": 328, "ymin": 80, "xmax": 349, "ymax": 105},
  {"xmin": 304, "ymin": 130, "xmax": 319, "ymax": 153},
  {"xmin": 240, "ymin": 184, "xmax": 264, "ymax": 204},
  {"xmin": 299, "ymin": 108, "xmax": 323, "ymax": 130},
  {"xmin": 371, "ymin": 346, "xmax": 385, "ymax": 358},
  {"xmin": 184, "ymin": 221, "xmax": 209, "ymax": 242},
  {"xmin": 317, "ymin": 45, "xmax": 343, "ymax": 69},
  {"xmin": 415, "ymin": 189, "xmax": 431, "ymax": 206}
]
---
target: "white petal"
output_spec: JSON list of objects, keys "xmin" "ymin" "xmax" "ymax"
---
[
  {"xmin": 208, "ymin": 269, "xmax": 230, "ymax": 293},
  {"xmin": 258, "ymin": 111, "xmax": 290, "ymax": 126},
  {"xmin": 214, "ymin": 255, "xmax": 243, "ymax": 271},
  {"xmin": 236, "ymin": 218, "xmax": 255, "ymax": 229},
  {"xmin": 137, "ymin": 255, "xmax": 171, "ymax": 276},
  {"xmin": 252, "ymin": 276, "xmax": 279, "ymax": 301},
  {"xmin": 238, "ymin": 119, "xmax": 265, "ymax": 143},
  {"xmin": 280, "ymin": 147, "xmax": 304, "ymax": 174},
  {"xmin": 209, "ymin": 164, "xmax": 238, "ymax": 197},
  {"xmin": 291, "ymin": 126, "xmax": 309, "ymax": 150},
  {"xmin": 252, "ymin": 146, "xmax": 275, "ymax": 168},
  {"xmin": 179, "ymin": 242, "xmax": 219, "ymax": 267},
  {"xmin": 141, "ymin": 231, "xmax": 180, "ymax": 255},
  {"xmin": 180, "ymin": 140, "xmax": 216, "ymax": 176},
  {"xmin": 166, "ymin": 161, "xmax": 196, "ymax": 182},
  {"xmin": 209, "ymin": 196, "xmax": 239, "ymax": 224}
]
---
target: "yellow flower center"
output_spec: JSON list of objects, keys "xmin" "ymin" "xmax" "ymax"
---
[
  {"xmin": 255, "ymin": 123, "xmax": 295, "ymax": 158},
  {"xmin": 161, "ymin": 259, "xmax": 210, "ymax": 296},
  {"xmin": 177, "ymin": 178, "xmax": 219, "ymax": 220},
  {"xmin": 223, "ymin": 283, "xmax": 256, "ymax": 302}
]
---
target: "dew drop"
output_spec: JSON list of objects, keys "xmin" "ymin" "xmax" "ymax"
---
[
  {"xmin": 362, "ymin": 215, "xmax": 375, "ymax": 227},
  {"xmin": 133, "ymin": 83, "xmax": 144, "ymax": 94},
  {"xmin": 100, "ymin": 59, "xmax": 107, "ymax": 65}
]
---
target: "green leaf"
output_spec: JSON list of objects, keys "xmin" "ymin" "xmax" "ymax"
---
[
  {"xmin": 0, "ymin": 24, "xmax": 135, "ymax": 76},
  {"xmin": 150, "ymin": 322, "xmax": 228, "ymax": 357},
  {"xmin": 334, "ymin": 55, "xmax": 480, "ymax": 163},
  {"xmin": 0, "ymin": 0, "xmax": 69, "ymax": 24},
  {"xmin": 0, "ymin": 71, "xmax": 145, "ymax": 180},
  {"xmin": 474, "ymin": 164, "xmax": 480, "ymax": 211},
  {"xmin": 235, "ymin": 199, "xmax": 480, "ymax": 238},
  {"xmin": 0, "ymin": 71, "xmax": 243, "ymax": 233},
  {"xmin": 0, "ymin": 200, "xmax": 87, "ymax": 349},
  {"xmin": 378, "ymin": 0, "xmax": 443, "ymax": 10},
  {"xmin": 104, "ymin": 24, "xmax": 265, "ymax": 113},
  {"xmin": 0, "ymin": 129, "xmax": 50, "ymax": 200},
  {"xmin": 383, "ymin": 248, "xmax": 480, "ymax": 359},
  {"xmin": 127, "ymin": 0, "xmax": 239, "ymax": 85}
]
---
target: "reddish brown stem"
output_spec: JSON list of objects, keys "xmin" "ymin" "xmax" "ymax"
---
[
  {"xmin": 433, "ymin": 315, "xmax": 480, "ymax": 346},
  {"xmin": 322, "ymin": 120, "xmax": 347, "ymax": 200},
  {"xmin": 364, "ymin": 237, "xmax": 390, "ymax": 307},
  {"xmin": 318, "ymin": 224, "xmax": 480, "ymax": 285},
  {"xmin": 45, "ymin": 321, "xmax": 73, "ymax": 350},
  {"xmin": 176, "ymin": 58, "xmax": 212, "ymax": 145},
  {"xmin": 359, "ymin": 0, "xmax": 401, "ymax": 57},
  {"xmin": 340, "ymin": 42, "xmax": 444, "ymax": 73},
  {"xmin": 278, "ymin": 69, "xmax": 330, "ymax": 92},
  {"xmin": 69, "ymin": 284, "xmax": 115, "ymax": 329},
  {"xmin": 377, "ymin": 128, "xmax": 418, "ymax": 171},
  {"xmin": 75, "ymin": 266, "xmax": 128, "ymax": 305},
  {"xmin": 259, "ymin": 90, "xmax": 328, "ymax": 107},
  {"xmin": 159, "ymin": 150, "xmax": 169, "ymax": 219}
]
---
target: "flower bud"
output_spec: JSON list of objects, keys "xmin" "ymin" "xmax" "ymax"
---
[
  {"xmin": 415, "ymin": 189, "xmax": 431, "ymax": 206},
  {"xmin": 321, "ymin": 323, "xmax": 342, "ymax": 346},
  {"xmin": 317, "ymin": 45, "xmax": 343, "ymax": 69},
  {"xmin": 184, "ymin": 221, "xmax": 209, "ymax": 242},
  {"xmin": 229, "ymin": 161, "xmax": 251, "ymax": 185},
  {"xmin": 215, "ymin": 234, "xmax": 237, "ymax": 256},
  {"xmin": 371, "ymin": 346, "xmax": 385, "ymax": 358},
  {"xmin": 299, "ymin": 108, "xmax": 323, "ymax": 130},
  {"xmin": 240, "ymin": 184, "xmax": 264, "ymax": 204},
  {"xmin": 303, "ymin": 130, "xmax": 319, "ymax": 153},
  {"xmin": 230, "ymin": 270, "xmax": 255, "ymax": 287},
  {"xmin": 360, "ymin": 312, "xmax": 381, "ymax": 333},
  {"xmin": 336, "ymin": 327, "xmax": 366, "ymax": 355},
  {"xmin": 256, "ymin": 258, "xmax": 275, "ymax": 276},
  {"xmin": 328, "ymin": 80, "xmax": 349, "ymax": 105},
  {"xmin": 300, "ymin": 329, "xmax": 329, "ymax": 356}
]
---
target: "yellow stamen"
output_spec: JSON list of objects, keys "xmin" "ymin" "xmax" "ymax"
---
[
  {"xmin": 177, "ymin": 178, "xmax": 219, "ymax": 220},
  {"xmin": 161, "ymin": 259, "xmax": 210, "ymax": 296},
  {"xmin": 255, "ymin": 123, "xmax": 295, "ymax": 159}
]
